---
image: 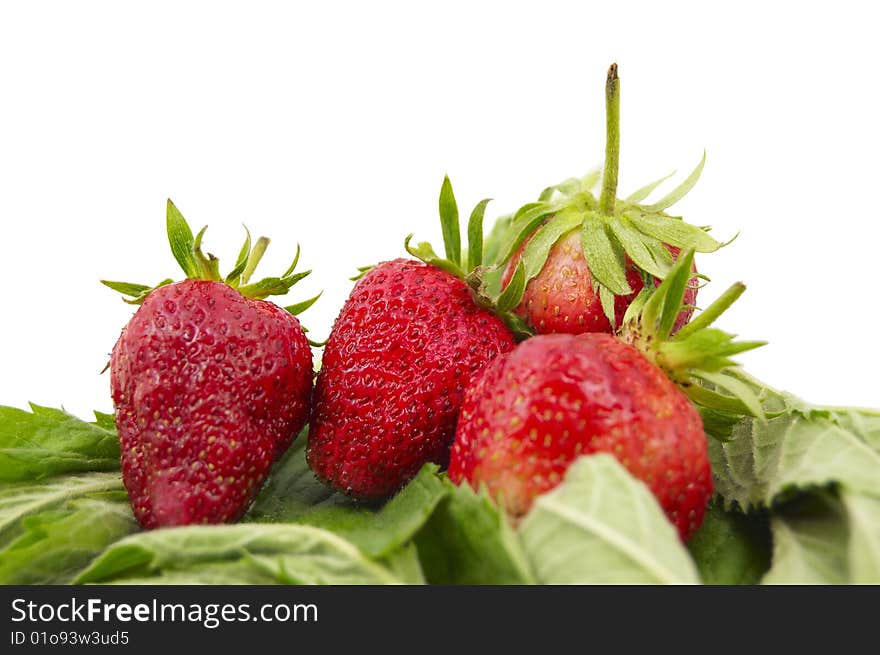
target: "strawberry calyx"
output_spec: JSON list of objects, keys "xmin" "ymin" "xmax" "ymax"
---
[
  {"xmin": 478, "ymin": 63, "xmax": 728, "ymax": 327},
  {"xmin": 101, "ymin": 199, "xmax": 321, "ymax": 320},
  {"xmin": 404, "ymin": 177, "xmax": 533, "ymax": 337},
  {"xmin": 619, "ymin": 249, "xmax": 767, "ymax": 429}
]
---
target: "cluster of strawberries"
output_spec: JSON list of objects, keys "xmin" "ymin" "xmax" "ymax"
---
[{"xmin": 106, "ymin": 66, "xmax": 761, "ymax": 540}]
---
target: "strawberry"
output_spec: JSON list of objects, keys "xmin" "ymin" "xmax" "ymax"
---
[
  {"xmin": 501, "ymin": 234, "xmax": 697, "ymax": 334},
  {"xmin": 308, "ymin": 180, "xmax": 516, "ymax": 499},
  {"xmin": 449, "ymin": 252, "xmax": 765, "ymax": 539},
  {"xmin": 104, "ymin": 201, "xmax": 317, "ymax": 528},
  {"xmin": 479, "ymin": 64, "xmax": 722, "ymax": 336}
]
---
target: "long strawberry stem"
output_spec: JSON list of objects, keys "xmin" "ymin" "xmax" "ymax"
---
[{"xmin": 598, "ymin": 63, "xmax": 620, "ymax": 216}]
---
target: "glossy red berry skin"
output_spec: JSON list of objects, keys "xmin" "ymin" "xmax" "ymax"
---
[
  {"xmin": 448, "ymin": 332, "xmax": 712, "ymax": 540},
  {"xmin": 308, "ymin": 258, "xmax": 516, "ymax": 500},
  {"xmin": 502, "ymin": 232, "xmax": 697, "ymax": 334},
  {"xmin": 110, "ymin": 279, "xmax": 313, "ymax": 529}
]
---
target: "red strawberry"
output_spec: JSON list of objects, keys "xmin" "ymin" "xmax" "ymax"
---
[
  {"xmin": 449, "ymin": 332, "xmax": 711, "ymax": 538},
  {"xmin": 308, "ymin": 180, "xmax": 517, "ymax": 499},
  {"xmin": 104, "ymin": 201, "xmax": 316, "ymax": 528},
  {"xmin": 449, "ymin": 251, "xmax": 765, "ymax": 540},
  {"xmin": 501, "ymin": 233, "xmax": 697, "ymax": 334},
  {"xmin": 481, "ymin": 64, "xmax": 722, "ymax": 336}
]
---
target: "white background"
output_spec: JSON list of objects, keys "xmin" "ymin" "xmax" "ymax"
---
[{"xmin": 1, "ymin": 1, "xmax": 878, "ymax": 418}]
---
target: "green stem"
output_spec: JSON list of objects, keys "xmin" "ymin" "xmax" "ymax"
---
[
  {"xmin": 241, "ymin": 237, "xmax": 270, "ymax": 285},
  {"xmin": 673, "ymin": 282, "xmax": 746, "ymax": 340},
  {"xmin": 598, "ymin": 63, "xmax": 620, "ymax": 216}
]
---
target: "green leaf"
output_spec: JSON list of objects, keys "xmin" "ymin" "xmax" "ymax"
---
[
  {"xmin": 415, "ymin": 479, "xmax": 534, "ymax": 584},
  {"xmin": 379, "ymin": 543, "xmax": 426, "ymax": 584},
  {"xmin": 248, "ymin": 433, "xmax": 448, "ymax": 560},
  {"xmin": 762, "ymin": 492, "xmax": 849, "ymax": 584},
  {"xmin": 0, "ymin": 491, "xmax": 138, "ymax": 584},
  {"xmin": 247, "ymin": 428, "xmax": 351, "ymax": 522},
  {"xmin": 285, "ymin": 466, "xmax": 449, "ymax": 559},
  {"xmin": 0, "ymin": 405, "xmax": 120, "ymax": 482},
  {"xmin": 438, "ymin": 176, "xmax": 461, "ymax": 267},
  {"xmin": 628, "ymin": 212, "xmax": 722, "ymax": 252},
  {"xmin": 687, "ymin": 500, "xmax": 771, "ymax": 585},
  {"xmin": 708, "ymin": 399, "xmax": 880, "ymax": 511},
  {"xmin": 0, "ymin": 471, "xmax": 135, "ymax": 584},
  {"xmin": 75, "ymin": 524, "xmax": 407, "ymax": 585},
  {"xmin": 467, "ymin": 199, "xmax": 491, "ymax": 271},
  {"xmin": 841, "ymin": 490, "xmax": 880, "ymax": 582},
  {"xmin": 580, "ymin": 212, "xmax": 631, "ymax": 295},
  {"xmin": 519, "ymin": 455, "xmax": 700, "ymax": 584},
  {"xmin": 639, "ymin": 151, "xmax": 706, "ymax": 212},
  {"xmin": 165, "ymin": 199, "xmax": 201, "ymax": 278}
]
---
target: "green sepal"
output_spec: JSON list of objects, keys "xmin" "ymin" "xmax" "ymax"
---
[
  {"xmin": 496, "ymin": 261, "xmax": 526, "ymax": 314},
  {"xmin": 405, "ymin": 178, "xmax": 496, "ymax": 283},
  {"xmin": 620, "ymin": 250, "xmax": 766, "ymax": 426},
  {"xmin": 438, "ymin": 175, "xmax": 461, "ymax": 266},
  {"xmin": 224, "ymin": 226, "xmax": 252, "ymax": 286},
  {"xmin": 404, "ymin": 234, "xmax": 465, "ymax": 279},
  {"xmin": 640, "ymin": 151, "xmax": 705, "ymax": 213},
  {"xmin": 238, "ymin": 270, "xmax": 312, "ymax": 300},
  {"xmin": 467, "ymin": 198, "xmax": 491, "ymax": 272},
  {"xmin": 100, "ymin": 279, "xmax": 173, "ymax": 305},
  {"xmin": 166, "ymin": 199, "xmax": 201, "ymax": 278},
  {"xmin": 494, "ymin": 200, "xmax": 563, "ymax": 266},
  {"xmin": 104, "ymin": 200, "xmax": 321, "ymax": 316},
  {"xmin": 349, "ymin": 265, "xmax": 375, "ymax": 282},
  {"xmin": 193, "ymin": 226, "xmax": 222, "ymax": 281},
  {"xmin": 285, "ymin": 292, "xmax": 323, "ymax": 317},
  {"xmin": 607, "ymin": 215, "xmax": 670, "ymax": 279},
  {"xmin": 490, "ymin": 69, "xmax": 724, "ymax": 318},
  {"xmin": 581, "ymin": 211, "xmax": 631, "ymax": 296},
  {"xmin": 598, "ymin": 285, "xmax": 617, "ymax": 330},
  {"xmin": 625, "ymin": 170, "xmax": 675, "ymax": 203}
]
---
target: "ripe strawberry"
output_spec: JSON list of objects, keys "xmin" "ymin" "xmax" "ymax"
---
[
  {"xmin": 308, "ymin": 180, "xmax": 516, "ymax": 499},
  {"xmin": 104, "ymin": 201, "xmax": 317, "ymax": 528},
  {"xmin": 449, "ymin": 252, "xmax": 765, "ymax": 539},
  {"xmin": 480, "ymin": 64, "xmax": 722, "ymax": 335},
  {"xmin": 501, "ymin": 234, "xmax": 697, "ymax": 334}
]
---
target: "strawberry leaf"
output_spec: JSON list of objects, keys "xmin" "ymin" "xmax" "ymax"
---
[
  {"xmin": 687, "ymin": 500, "xmax": 772, "ymax": 585},
  {"xmin": 519, "ymin": 455, "xmax": 700, "ymax": 584},
  {"xmin": 0, "ymin": 404, "xmax": 120, "ymax": 482},
  {"xmin": 74, "ymin": 524, "xmax": 408, "ymax": 585}
]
